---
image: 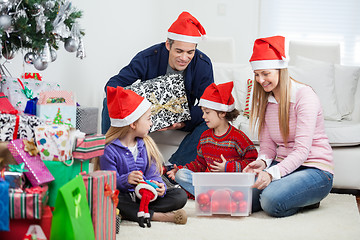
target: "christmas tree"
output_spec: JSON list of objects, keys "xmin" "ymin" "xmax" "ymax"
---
[{"xmin": 0, "ymin": 0, "xmax": 85, "ymax": 71}]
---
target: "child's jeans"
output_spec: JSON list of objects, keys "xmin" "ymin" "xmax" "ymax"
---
[{"xmin": 175, "ymin": 168, "xmax": 195, "ymax": 196}]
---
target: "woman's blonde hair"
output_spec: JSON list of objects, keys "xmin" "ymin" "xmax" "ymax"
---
[
  {"xmin": 250, "ymin": 68, "xmax": 291, "ymax": 145},
  {"xmin": 102, "ymin": 125, "xmax": 164, "ymax": 174}
]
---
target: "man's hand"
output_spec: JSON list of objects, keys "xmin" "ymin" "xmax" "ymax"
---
[
  {"xmin": 210, "ymin": 154, "xmax": 226, "ymax": 172},
  {"xmin": 166, "ymin": 164, "xmax": 179, "ymax": 180},
  {"xmin": 157, "ymin": 122, "xmax": 185, "ymax": 131}
]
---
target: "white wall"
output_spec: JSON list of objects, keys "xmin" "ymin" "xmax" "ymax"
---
[{"xmin": 3, "ymin": 0, "xmax": 259, "ymax": 130}]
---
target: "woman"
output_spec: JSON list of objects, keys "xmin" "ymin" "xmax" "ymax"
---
[{"xmin": 243, "ymin": 36, "xmax": 334, "ymax": 217}]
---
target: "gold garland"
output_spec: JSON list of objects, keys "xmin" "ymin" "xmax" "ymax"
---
[{"xmin": 148, "ymin": 93, "xmax": 187, "ymax": 115}]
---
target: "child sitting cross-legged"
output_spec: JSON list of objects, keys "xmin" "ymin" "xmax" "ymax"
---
[
  {"xmin": 100, "ymin": 86, "xmax": 188, "ymax": 228},
  {"xmin": 166, "ymin": 81, "xmax": 258, "ymax": 197}
]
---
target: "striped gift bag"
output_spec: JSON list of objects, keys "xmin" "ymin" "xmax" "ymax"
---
[
  {"xmin": 82, "ymin": 171, "xmax": 118, "ymax": 240},
  {"xmin": 9, "ymin": 186, "xmax": 48, "ymax": 219},
  {"xmin": 72, "ymin": 134, "xmax": 105, "ymax": 160}
]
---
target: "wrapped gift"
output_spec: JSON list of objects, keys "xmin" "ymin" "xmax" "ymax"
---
[
  {"xmin": 8, "ymin": 139, "xmax": 54, "ymax": 186},
  {"xmin": 34, "ymin": 124, "xmax": 73, "ymax": 162},
  {"xmin": 36, "ymin": 90, "xmax": 76, "ymax": 127},
  {"xmin": 9, "ymin": 186, "xmax": 48, "ymax": 219},
  {"xmin": 4, "ymin": 166, "xmax": 26, "ymax": 189},
  {"xmin": 126, "ymin": 74, "xmax": 191, "ymax": 132},
  {"xmin": 76, "ymin": 106, "xmax": 99, "ymax": 134},
  {"xmin": 0, "ymin": 179, "xmax": 10, "ymax": 231},
  {"xmin": 0, "ymin": 92, "xmax": 18, "ymax": 114},
  {"xmin": 0, "ymin": 113, "xmax": 44, "ymax": 141},
  {"xmin": 0, "ymin": 76, "xmax": 60, "ymax": 113},
  {"xmin": 82, "ymin": 170, "xmax": 117, "ymax": 240},
  {"xmin": 44, "ymin": 159, "xmax": 90, "ymax": 207},
  {"xmin": 0, "ymin": 205, "xmax": 52, "ymax": 239},
  {"xmin": 72, "ymin": 134, "xmax": 105, "ymax": 160}
]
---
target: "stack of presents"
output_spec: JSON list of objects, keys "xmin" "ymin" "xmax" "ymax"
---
[{"xmin": 0, "ymin": 74, "xmax": 120, "ymax": 240}]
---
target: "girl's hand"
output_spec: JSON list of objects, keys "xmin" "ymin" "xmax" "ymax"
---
[
  {"xmin": 152, "ymin": 181, "xmax": 166, "ymax": 196},
  {"xmin": 210, "ymin": 154, "xmax": 226, "ymax": 172},
  {"xmin": 243, "ymin": 159, "xmax": 266, "ymax": 173},
  {"xmin": 252, "ymin": 171, "xmax": 272, "ymax": 190},
  {"xmin": 166, "ymin": 164, "xmax": 179, "ymax": 180},
  {"xmin": 128, "ymin": 171, "xmax": 144, "ymax": 185}
]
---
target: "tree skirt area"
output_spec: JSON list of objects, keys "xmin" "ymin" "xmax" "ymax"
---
[{"xmin": 117, "ymin": 193, "xmax": 360, "ymax": 240}]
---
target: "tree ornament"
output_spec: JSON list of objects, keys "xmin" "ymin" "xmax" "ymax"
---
[
  {"xmin": 44, "ymin": 0, "xmax": 56, "ymax": 10},
  {"xmin": 64, "ymin": 37, "xmax": 78, "ymax": 52},
  {"xmin": 2, "ymin": 48, "xmax": 15, "ymax": 60},
  {"xmin": 33, "ymin": 57, "xmax": 48, "ymax": 71},
  {"xmin": 50, "ymin": 49, "xmax": 57, "ymax": 62},
  {"xmin": 76, "ymin": 37, "xmax": 85, "ymax": 59},
  {"xmin": 24, "ymin": 52, "xmax": 38, "ymax": 64},
  {"xmin": 0, "ymin": 15, "xmax": 12, "ymax": 31},
  {"xmin": 40, "ymin": 42, "xmax": 51, "ymax": 62}
]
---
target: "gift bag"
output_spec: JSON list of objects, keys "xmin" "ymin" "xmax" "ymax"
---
[
  {"xmin": 44, "ymin": 159, "xmax": 89, "ymax": 207},
  {"xmin": 8, "ymin": 139, "xmax": 54, "ymax": 186},
  {"xmin": 82, "ymin": 171, "xmax": 117, "ymax": 240},
  {"xmin": 72, "ymin": 134, "xmax": 105, "ymax": 160},
  {"xmin": 50, "ymin": 175, "xmax": 95, "ymax": 240},
  {"xmin": 0, "ymin": 179, "xmax": 10, "ymax": 231},
  {"xmin": 76, "ymin": 106, "xmax": 99, "ymax": 134},
  {"xmin": 0, "ymin": 76, "xmax": 60, "ymax": 113},
  {"xmin": 9, "ymin": 186, "xmax": 48, "ymax": 219},
  {"xmin": 34, "ymin": 124, "xmax": 73, "ymax": 162},
  {"xmin": 0, "ymin": 113, "xmax": 44, "ymax": 141},
  {"xmin": 126, "ymin": 74, "xmax": 191, "ymax": 132},
  {"xmin": 36, "ymin": 90, "xmax": 76, "ymax": 127}
]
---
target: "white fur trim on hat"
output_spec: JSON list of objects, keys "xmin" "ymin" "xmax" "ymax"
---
[
  {"xmin": 110, "ymin": 99, "xmax": 151, "ymax": 127},
  {"xmin": 199, "ymin": 98, "xmax": 235, "ymax": 112},
  {"xmin": 167, "ymin": 32, "xmax": 201, "ymax": 44},
  {"xmin": 135, "ymin": 183, "xmax": 158, "ymax": 202},
  {"xmin": 251, "ymin": 59, "xmax": 288, "ymax": 71}
]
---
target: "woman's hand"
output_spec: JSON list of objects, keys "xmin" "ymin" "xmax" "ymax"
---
[
  {"xmin": 252, "ymin": 171, "xmax": 272, "ymax": 190},
  {"xmin": 210, "ymin": 154, "xmax": 227, "ymax": 172},
  {"xmin": 166, "ymin": 164, "xmax": 179, "ymax": 180},
  {"xmin": 243, "ymin": 159, "xmax": 266, "ymax": 173},
  {"xmin": 128, "ymin": 171, "xmax": 144, "ymax": 185},
  {"xmin": 152, "ymin": 181, "xmax": 166, "ymax": 196}
]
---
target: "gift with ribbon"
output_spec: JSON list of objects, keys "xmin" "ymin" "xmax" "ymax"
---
[
  {"xmin": 125, "ymin": 74, "xmax": 191, "ymax": 132},
  {"xmin": 0, "ymin": 92, "xmax": 18, "ymax": 114},
  {"xmin": 82, "ymin": 170, "xmax": 117, "ymax": 240},
  {"xmin": 50, "ymin": 175, "xmax": 95, "ymax": 240},
  {"xmin": 8, "ymin": 139, "xmax": 54, "ymax": 186},
  {"xmin": 0, "ymin": 176, "xmax": 10, "ymax": 231},
  {"xmin": 36, "ymin": 90, "xmax": 76, "ymax": 127},
  {"xmin": 4, "ymin": 163, "xmax": 28, "ymax": 189},
  {"xmin": 0, "ymin": 113, "xmax": 44, "ymax": 141},
  {"xmin": 76, "ymin": 106, "xmax": 99, "ymax": 134},
  {"xmin": 72, "ymin": 134, "xmax": 105, "ymax": 161},
  {"xmin": 8, "ymin": 185, "xmax": 48, "ymax": 219},
  {"xmin": 0, "ymin": 76, "xmax": 60, "ymax": 113}
]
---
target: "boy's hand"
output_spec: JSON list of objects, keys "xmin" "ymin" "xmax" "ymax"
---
[
  {"xmin": 166, "ymin": 164, "xmax": 178, "ymax": 180},
  {"xmin": 128, "ymin": 171, "xmax": 144, "ymax": 185},
  {"xmin": 152, "ymin": 181, "xmax": 166, "ymax": 196},
  {"xmin": 210, "ymin": 154, "xmax": 226, "ymax": 172}
]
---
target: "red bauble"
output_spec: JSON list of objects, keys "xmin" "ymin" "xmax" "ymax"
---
[
  {"xmin": 238, "ymin": 200, "xmax": 248, "ymax": 212},
  {"xmin": 231, "ymin": 201, "xmax": 238, "ymax": 212},
  {"xmin": 199, "ymin": 203, "xmax": 210, "ymax": 212},
  {"xmin": 231, "ymin": 191, "xmax": 244, "ymax": 202},
  {"xmin": 207, "ymin": 189, "xmax": 215, "ymax": 199},
  {"xmin": 211, "ymin": 200, "xmax": 220, "ymax": 212},
  {"xmin": 197, "ymin": 193, "xmax": 210, "ymax": 206}
]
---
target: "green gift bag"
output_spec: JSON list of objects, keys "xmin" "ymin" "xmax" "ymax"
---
[
  {"xmin": 50, "ymin": 175, "xmax": 95, "ymax": 240},
  {"xmin": 44, "ymin": 159, "xmax": 89, "ymax": 207}
]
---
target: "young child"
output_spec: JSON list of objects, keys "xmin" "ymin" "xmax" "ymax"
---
[
  {"xmin": 167, "ymin": 81, "xmax": 258, "ymax": 196},
  {"xmin": 100, "ymin": 86, "xmax": 188, "ymax": 228}
]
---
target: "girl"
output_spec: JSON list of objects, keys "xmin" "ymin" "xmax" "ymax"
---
[
  {"xmin": 167, "ymin": 82, "xmax": 258, "ymax": 196},
  {"xmin": 244, "ymin": 35, "xmax": 334, "ymax": 217},
  {"xmin": 100, "ymin": 86, "xmax": 187, "ymax": 227}
]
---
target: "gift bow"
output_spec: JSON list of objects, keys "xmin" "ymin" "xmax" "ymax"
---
[
  {"xmin": 148, "ymin": 93, "xmax": 187, "ymax": 115},
  {"xmin": 23, "ymin": 139, "xmax": 40, "ymax": 156},
  {"xmin": 21, "ymin": 86, "xmax": 34, "ymax": 99},
  {"xmin": 8, "ymin": 163, "xmax": 29, "ymax": 173},
  {"xmin": 25, "ymin": 186, "xmax": 45, "ymax": 194},
  {"xmin": 104, "ymin": 183, "xmax": 120, "ymax": 206},
  {"xmin": 74, "ymin": 193, "xmax": 82, "ymax": 218}
]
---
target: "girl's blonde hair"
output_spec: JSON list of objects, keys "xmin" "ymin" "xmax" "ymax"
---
[
  {"xmin": 249, "ymin": 68, "xmax": 291, "ymax": 145},
  {"xmin": 102, "ymin": 125, "xmax": 164, "ymax": 175}
]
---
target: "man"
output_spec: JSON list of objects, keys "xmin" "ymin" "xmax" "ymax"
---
[{"xmin": 102, "ymin": 11, "xmax": 214, "ymax": 166}]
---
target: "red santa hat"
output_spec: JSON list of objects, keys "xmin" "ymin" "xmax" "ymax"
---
[
  {"xmin": 106, "ymin": 86, "xmax": 151, "ymax": 127},
  {"xmin": 167, "ymin": 11, "xmax": 206, "ymax": 44},
  {"xmin": 199, "ymin": 82, "xmax": 235, "ymax": 112},
  {"xmin": 249, "ymin": 35, "xmax": 288, "ymax": 70}
]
